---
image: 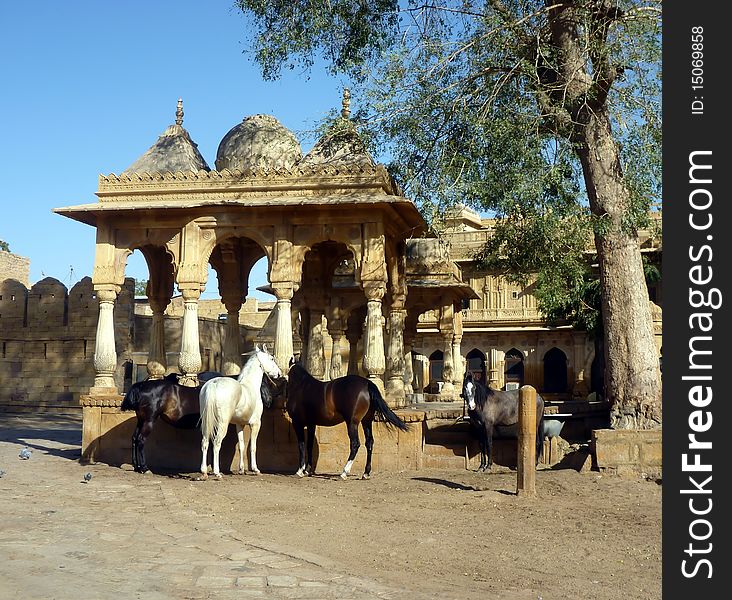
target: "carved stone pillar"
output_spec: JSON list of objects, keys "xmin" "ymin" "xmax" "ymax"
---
[
  {"xmin": 452, "ymin": 307, "xmax": 464, "ymax": 388},
  {"xmin": 362, "ymin": 281, "xmax": 386, "ymax": 391},
  {"xmin": 441, "ymin": 334, "xmax": 456, "ymax": 400},
  {"xmin": 573, "ymin": 336, "xmax": 591, "ymax": 398},
  {"xmin": 403, "ymin": 344, "xmax": 414, "ymax": 394},
  {"xmin": 346, "ymin": 310, "xmax": 363, "ymax": 376},
  {"xmin": 439, "ymin": 300, "xmax": 455, "ymax": 400},
  {"xmin": 272, "ymin": 284, "xmax": 295, "ymax": 373},
  {"xmin": 178, "ymin": 288, "xmax": 202, "ymax": 386},
  {"xmin": 385, "ymin": 303, "xmax": 406, "ymax": 407},
  {"xmin": 326, "ymin": 303, "xmax": 346, "ymax": 380},
  {"xmin": 488, "ymin": 347, "xmax": 501, "ymax": 389},
  {"xmin": 222, "ymin": 308, "xmax": 243, "ymax": 376},
  {"xmin": 306, "ymin": 309, "xmax": 326, "ymax": 380},
  {"xmin": 217, "ymin": 283, "xmax": 245, "ymax": 376},
  {"xmin": 92, "ymin": 287, "xmax": 119, "ymax": 392},
  {"xmin": 146, "ymin": 294, "xmax": 168, "ymax": 379}
]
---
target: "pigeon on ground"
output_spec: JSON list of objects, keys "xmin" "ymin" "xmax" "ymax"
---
[
  {"xmin": 18, "ymin": 447, "xmax": 32, "ymax": 460},
  {"xmin": 83, "ymin": 472, "xmax": 93, "ymax": 483},
  {"xmin": 0, "ymin": 469, "xmax": 6, "ymax": 478}
]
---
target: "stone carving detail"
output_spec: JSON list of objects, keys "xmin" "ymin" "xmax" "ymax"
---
[
  {"xmin": 177, "ymin": 289, "xmax": 202, "ymax": 384},
  {"xmin": 272, "ymin": 284, "xmax": 295, "ymax": 373},
  {"xmin": 93, "ymin": 288, "xmax": 118, "ymax": 390}
]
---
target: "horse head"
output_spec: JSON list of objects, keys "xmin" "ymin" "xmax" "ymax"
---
[
  {"xmin": 462, "ymin": 371, "xmax": 478, "ymax": 411},
  {"xmin": 254, "ymin": 344, "xmax": 283, "ymax": 381}
]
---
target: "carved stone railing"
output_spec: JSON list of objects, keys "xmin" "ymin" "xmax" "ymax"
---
[{"xmin": 461, "ymin": 308, "xmax": 544, "ymax": 322}]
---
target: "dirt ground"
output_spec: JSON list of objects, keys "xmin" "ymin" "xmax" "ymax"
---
[
  {"xmin": 1, "ymin": 414, "xmax": 661, "ymax": 600},
  {"xmin": 165, "ymin": 461, "xmax": 661, "ymax": 600}
]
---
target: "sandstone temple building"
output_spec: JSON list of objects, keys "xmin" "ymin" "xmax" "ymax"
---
[{"xmin": 0, "ymin": 95, "xmax": 662, "ymax": 471}]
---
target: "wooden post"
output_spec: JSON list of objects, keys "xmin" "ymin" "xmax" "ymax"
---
[{"xmin": 516, "ymin": 385, "xmax": 537, "ymax": 496}]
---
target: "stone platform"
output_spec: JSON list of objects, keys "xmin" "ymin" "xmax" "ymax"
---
[{"xmin": 80, "ymin": 397, "xmax": 562, "ymax": 475}]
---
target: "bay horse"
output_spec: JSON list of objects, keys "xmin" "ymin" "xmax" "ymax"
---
[
  {"xmin": 461, "ymin": 371, "xmax": 545, "ymax": 471},
  {"xmin": 198, "ymin": 345, "xmax": 283, "ymax": 480},
  {"xmin": 286, "ymin": 363, "xmax": 409, "ymax": 480},
  {"xmin": 120, "ymin": 370, "xmax": 283, "ymax": 474}
]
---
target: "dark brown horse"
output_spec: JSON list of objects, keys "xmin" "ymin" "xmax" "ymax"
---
[
  {"xmin": 461, "ymin": 371, "xmax": 545, "ymax": 471},
  {"xmin": 285, "ymin": 363, "xmax": 409, "ymax": 480},
  {"xmin": 120, "ymin": 371, "xmax": 285, "ymax": 474}
]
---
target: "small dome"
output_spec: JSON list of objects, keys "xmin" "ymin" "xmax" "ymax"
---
[
  {"xmin": 300, "ymin": 120, "xmax": 374, "ymax": 167},
  {"xmin": 215, "ymin": 114, "xmax": 302, "ymax": 172},
  {"xmin": 123, "ymin": 100, "xmax": 210, "ymax": 175}
]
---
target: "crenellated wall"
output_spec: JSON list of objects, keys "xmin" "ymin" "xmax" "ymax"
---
[
  {"xmin": 0, "ymin": 276, "xmax": 235, "ymax": 413},
  {"xmin": 0, "ymin": 276, "xmax": 134, "ymax": 412}
]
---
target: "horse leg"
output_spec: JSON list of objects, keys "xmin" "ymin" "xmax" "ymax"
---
[
  {"xmin": 211, "ymin": 426, "xmax": 226, "ymax": 479},
  {"xmin": 235, "ymin": 425, "xmax": 246, "ymax": 474},
  {"xmin": 137, "ymin": 420, "xmax": 155, "ymax": 474},
  {"xmin": 361, "ymin": 419, "xmax": 374, "ymax": 480},
  {"xmin": 248, "ymin": 420, "xmax": 261, "ymax": 475},
  {"xmin": 484, "ymin": 424, "xmax": 494, "ymax": 471},
  {"xmin": 340, "ymin": 421, "xmax": 361, "ymax": 480},
  {"xmin": 131, "ymin": 420, "xmax": 142, "ymax": 472},
  {"xmin": 305, "ymin": 425, "xmax": 316, "ymax": 476},
  {"xmin": 477, "ymin": 428, "xmax": 488, "ymax": 472},
  {"xmin": 198, "ymin": 432, "xmax": 210, "ymax": 481},
  {"xmin": 293, "ymin": 422, "xmax": 307, "ymax": 477}
]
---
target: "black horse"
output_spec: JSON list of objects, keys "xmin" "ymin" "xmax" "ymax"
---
[
  {"xmin": 120, "ymin": 371, "xmax": 286, "ymax": 473},
  {"xmin": 285, "ymin": 363, "xmax": 409, "ymax": 479},
  {"xmin": 461, "ymin": 372, "xmax": 545, "ymax": 471}
]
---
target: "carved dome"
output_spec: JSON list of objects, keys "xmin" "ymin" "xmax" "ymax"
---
[{"xmin": 215, "ymin": 114, "xmax": 302, "ymax": 171}]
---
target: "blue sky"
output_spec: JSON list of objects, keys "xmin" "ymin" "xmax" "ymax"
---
[{"xmin": 0, "ymin": 1, "xmax": 350, "ymax": 300}]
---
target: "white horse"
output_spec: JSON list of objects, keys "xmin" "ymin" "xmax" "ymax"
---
[{"xmin": 198, "ymin": 345, "xmax": 283, "ymax": 480}]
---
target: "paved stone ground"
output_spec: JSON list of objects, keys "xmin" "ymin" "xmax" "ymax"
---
[{"xmin": 0, "ymin": 415, "xmax": 442, "ymax": 600}]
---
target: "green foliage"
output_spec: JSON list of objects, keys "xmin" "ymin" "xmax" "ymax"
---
[
  {"xmin": 0, "ymin": 240, "xmax": 9, "ymax": 252},
  {"xmin": 236, "ymin": 1, "xmax": 399, "ymax": 80},
  {"xmin": 134, "ymin": 279, "xmax": 149, "ymax": 298},
  {"xmin": 237, "ymin": 0, "xmax": 662, "ymax": 341}
]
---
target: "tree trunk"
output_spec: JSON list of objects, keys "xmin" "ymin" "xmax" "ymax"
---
[{"xmin": 576, "ymin": 110, "xmax": 661, "ymax": 429}]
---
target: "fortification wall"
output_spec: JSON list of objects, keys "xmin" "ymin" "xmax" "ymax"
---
[
  {"xmin": 0, "ymin": 276, "xmax": 135, "ymax": 412},
  {"xmin": 0, "ymin": 251, "xmax": 31, "ymax": 288},
  {"xmin": 0, "ymin": 276, "xmax": 241, "ymax": 413}
]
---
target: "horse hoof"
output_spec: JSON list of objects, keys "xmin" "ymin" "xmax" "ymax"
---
[
  {"xmin": 252, "ymin": 469, "xmax": 261, "ymax": 475},
  {"xmin": 340, "ymin": 472, "xmax": 348, "ymax": 480},
  {"xmin": 143, "ymin": 470, "xmax": 153, "ymax": 475},
  {"xmin": 195, "ymin": 473, "xmax": 208, "ymax": 482},
  {"xmin": 295, "ymin": 469, "xmax": 305, "ymax": 478},
  {"xmin": 362, "ymin": 473, "xmax": 371, "ymax": 480},
  {"xmin": 213, "ymin": 473, "xmax": 223, "ymax": 480},
  {"xmin": 237, "ymin": 469, "xmax": 245, "ymax": 475}
]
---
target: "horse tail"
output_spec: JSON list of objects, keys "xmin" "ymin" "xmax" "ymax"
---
[
  {"xmin": 120, "ymin": 385, "xmax": 140, "ymax": 412},
  {"xmin": 199, "ymin": 381, "xmax": 225, "ymax": 442},
  {"xmin": 367, "ymin": 381, "xmax": 409, "ymax": 432}
]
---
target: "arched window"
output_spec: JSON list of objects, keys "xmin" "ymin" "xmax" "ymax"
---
[
  {"xmin": 543, "ymin": 347, "xmax": 568, "ymax": 393},
  {"xmin": 428, "ymin": 350, "xmax": 444, "ymax": 383},
  {"xmin": 504, "ymin": 348, "xmax": 524, "ymax": 388},
  {"xmin": 466, "ymin": 348, "xmax": 486, "ymax": 383}
]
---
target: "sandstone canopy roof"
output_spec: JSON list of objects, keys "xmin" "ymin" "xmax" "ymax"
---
[{"xmin": 123, "ymin": 100, "xmax": 210, "ymax": 175}]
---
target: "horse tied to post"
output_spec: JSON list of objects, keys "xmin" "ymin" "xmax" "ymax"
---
[
  {"xmin": 120, "ymin": 369, "xmax": 282, "ymax": 474},
  {"xmin": 461, "ymin": 371, "xmax": 545, "ymax": 471},
  {"xmin": 198, "ymin": 345, "xmax": 283, "ymax": 480},
  {"xmin": 286, "ymin": 363, "xmax": 409, "ymax": 480}
]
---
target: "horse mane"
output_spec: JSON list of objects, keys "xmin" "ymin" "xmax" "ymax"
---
[{"xmin": 237, "ymin": 351, "xmax": 262, "ymax": 382}]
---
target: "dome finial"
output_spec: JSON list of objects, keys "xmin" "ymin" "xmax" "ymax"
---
[
  {"xmin": 175, "ymin": 98, "xmax": 184, "ymax": 126},
  {"xmin": 341, "ymin": 88, "xmax": 351, "ymax": 120}
]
